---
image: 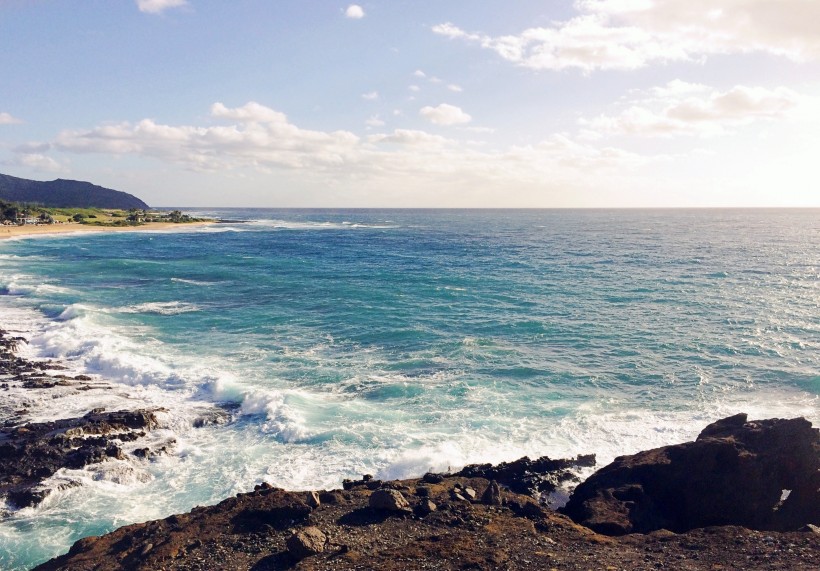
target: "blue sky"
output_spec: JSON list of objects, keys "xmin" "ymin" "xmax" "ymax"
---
[{"xmin": 2, "ymin": 0, "xmax": 819, "ymax": 207}]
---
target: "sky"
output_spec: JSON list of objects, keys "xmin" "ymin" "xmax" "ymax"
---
[{"xmin": 1, "ymin": 0, "xmax": 820, "ymax": 207}]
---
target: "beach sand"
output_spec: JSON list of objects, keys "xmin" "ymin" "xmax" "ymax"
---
[{"xmin": 0, "ymin": 220, "xmax": 215, "ymax": 240}]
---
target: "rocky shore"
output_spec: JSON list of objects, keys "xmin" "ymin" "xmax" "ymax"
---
[
  {"xmin": 29, "ymin": 414, "xmax": 820, "ymax": 571},
  {"xmin": 2, "ymin": 328, "xmax": 818, "ymax": 570},
  {"xmin": 1, "ymin": 328, "xmax": 166, "ymax": 512}
]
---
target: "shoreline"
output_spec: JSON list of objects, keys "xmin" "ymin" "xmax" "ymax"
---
[
  {"xmin": 1, "ymin": 210, "xmax": 818, "ymax": 569},
  {"xmin": 2, "ymin": 324, "xmax": 818, "ymax": 570},
  {"xmin": 31, "ymin": 416, "xmax": 820, "ymax": 571},
  {"xmin": 0, "ymin": 220, "xmax": 215, "ymax": 241}
]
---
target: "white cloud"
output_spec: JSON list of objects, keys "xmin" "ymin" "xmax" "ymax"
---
[
  {"xmin": 10, "ymin": 153, "xmax": 65, "ymax": 173},
  {"xmin": 419, "ymin": 103, "xmax": 472, "ymax": 126},
  {"xmin": 368, "ymin": 129, "xmax": 452, "ymax": 148},
  {"xmin": 211, "ymin": 101, "xmax": 287, "ymax": 123},
  {"xmin": 431, "ymin": 22, "xmax": 480, "ymax": 41},
  {"xmin": 361, "ymin": 91, "xmax": 379, "ymax": 100},
  {"xmin": 582, "ymin": 82, "xmax": 803, "ymax": 137},
  {"xmin": 136, "ymin": 0, "xmax": 188, "ymax": 15},
  {"xmin": 577, "ymin": 0, "xmax": 820, "ymax": 60},
  {"xmin": 413, "ymin": 70, "xmax": 426, "ymax": 78},
  {"xmin": 365, "ymin": 116, "xmax": 385, "ymax": 128},
  {"xmin": 409, "ymin": 85, "xmax": 420, "ymax": 92},
  {"xmin": 433, "ymin": 17, "xmax": 683, "ymax": 72},
  {"xmin": 0, "ymin": 112, "xmax": 22, "ymax": 125},
  {"xmin": 51, "ymin": 102, "xmax": 360, "ymax": 171},
  {"xmin": 345, "ymin": 4, "xmax": 365, "ymax": 19},
  {"xmin": 27, "ymin": 102, "xmax": 651, "ymax": 206},
  {"xmin": 649, "ymin": 79, "xmax": 711, "ymax": 98},
  {"xmin": 433, "ymin": 0, "xmax": 820, "ymax": 72},
  {"xmin": 447, "ymin": 84, "xmax": 463, "ymax": 92}
]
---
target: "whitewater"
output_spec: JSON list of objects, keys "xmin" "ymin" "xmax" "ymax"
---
[{"xmin": 1, "ymin": 208, "xmax": 818, "ymax": 569}]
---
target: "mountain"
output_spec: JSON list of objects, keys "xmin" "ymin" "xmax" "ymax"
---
[{"xmin": 0, "ymin": 173, "xmax": 149, "ymax": 209}]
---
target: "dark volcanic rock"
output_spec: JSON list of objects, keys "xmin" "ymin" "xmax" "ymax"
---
[
  {"xmin": 482, "ymin": 480, "xmax": 503, "ymax": 505},
  {"xmin": 0, "ymin": 409, "xmax": 160, "ymax": 508},
  {"xmin": 456, "ymin": 453, "xmax": 596, "ymax": 496},
  {"xmin": 1, "ymin": 327, "xmax": 167, "ymax": 510},
  {"xmin": 562, "ymin": 413, "xmax": 820, "ymax": 535},
  {"xmin": 32, "ymin": 470, "xmax": 820, "ymax": 571}
]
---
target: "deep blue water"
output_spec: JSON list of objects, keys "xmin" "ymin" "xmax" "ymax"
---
[{"xmin": 1, "ymin": 209, "xmax": 818, "ymax": 569}]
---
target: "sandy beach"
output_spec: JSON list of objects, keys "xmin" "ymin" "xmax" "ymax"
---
[{"xmin": 0, "ymin": 220, "xmax": 215, "ymax": 240}]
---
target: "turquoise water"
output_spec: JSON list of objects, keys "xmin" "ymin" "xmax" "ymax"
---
[{"xmin": 1, "ymin": 209, "xmax": 818, "ymax": 569}]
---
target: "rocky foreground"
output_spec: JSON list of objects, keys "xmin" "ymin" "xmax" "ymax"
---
[
  {"xmin": 1, "ymin": 328, "xmax": 165, "ymax": 511},
  {"xmin": 31, "ymin": 414, "xmax": 820, "ymax": 571},
  {"xmin": 3, "ymin": 329, "xmax": 818, "ymax": 570}
]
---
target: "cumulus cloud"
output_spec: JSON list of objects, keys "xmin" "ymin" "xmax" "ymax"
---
[
  {"xmin": 433, "ymin": 0, "xmax": 820, "ymax": 72},
  {"xmin": 345, "ymin": 4, "xmax": 365, "ymax": 19},
  {"xmin": 447, "ymin": 84, "xmax": 463, "ymax": 92},
  {"xmin": 23, "ymin": 101, "xmax": 649, "ymax": 205},
  {"xmin": 582, "ymin": 82, "xmax": 802, "ymax": 137},
  {"xmin": 361, "ymin": 91, "xmax": 379, "ymax": 100},
  {"xmin": 8, "ymin": 152, "xmax": 65, "ymax": 173},
  {"xmin": 51, "ymin": 102, "xmax": 360, "ymax": 171},
  {"xmin": 365, "ymin": 116, "xmax": 385, "ymax": 128},
  {"xmin": 0, "ymin": 112, "xmax": 22, "ymax": 125},
  {"xmin": 136, "ymin": 0, "xmax": 188, "ymax": 14},
  {"xmin": 368, "ymin": 129, "xmax": 453, "ymax": 148},
  {"xmin": 211, "ymin": 101, "xmax": 287, "ymax": 123},
  {"xmin": 419, "ymin": 103, "xmax": 472, "ymax": 126}
]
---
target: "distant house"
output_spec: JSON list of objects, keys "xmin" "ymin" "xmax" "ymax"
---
[{"xmin": 15, "ymin": 214, "xmax": 39, "ymax": 225}]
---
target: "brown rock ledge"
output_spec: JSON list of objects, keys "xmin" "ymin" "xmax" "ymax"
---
[
  {"xmin": 32, "ymin": 473, "xmax": 819, "ymax": 571},
  {"xmin": 32, "ymin": 416, "xmax": 820, "ymax": 571},
  {"xmin": 562, "ymin": 414, "xmax": 820, "ymax": 535},
  {"xmin": 1, "ymin": 327, "xmax": 165, "ymax": 510}
]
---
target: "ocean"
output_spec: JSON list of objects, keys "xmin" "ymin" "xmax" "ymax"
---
[{"xmin": 1, "ymin": 209, "xmax": 818, "ymax": 569}]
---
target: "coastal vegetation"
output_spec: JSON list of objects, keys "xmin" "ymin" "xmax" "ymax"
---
[{"xmin": 0, "ymin": 199, "xmax": 206, "ymax": 227}]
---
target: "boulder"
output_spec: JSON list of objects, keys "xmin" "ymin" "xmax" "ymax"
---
[
  {"xmin": 482, "ymin": 480, "xmax": 503, "ymax": 505},
  {"xmin": 456, "ymin": 454, "xmax": 595, "ymax": 496},
  {"xmin": 414, "ymin": 499, "xmax": 437, "ymax": 517},
  {"xmin": 562, "ymin": 414, "xmax": 820, "ymax": 535},
  {"xmin": 305, "ymin": 490, "xmax": 321, "ymax": 508},
  {"xmin": 1, "ymin": 409, "xmax": 160, "ymax": 509},
  {"xmin": 369, "ymin": 488, "xmax": 411, "ymax": 512},
  {"xmin": 286, "ymin": 527, "xmax": 326, "ymax": 560},
  {"xmin": 422, "ymin": 472, "xmax": 444, "ymax": 484}
]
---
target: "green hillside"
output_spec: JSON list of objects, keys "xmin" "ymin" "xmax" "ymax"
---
[{"xmin": 0, "ymin": 173, "xmax": 149, "ymax": 209}]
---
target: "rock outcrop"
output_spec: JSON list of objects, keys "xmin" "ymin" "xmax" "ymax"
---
[
  {"xmin": 562, "ymin": 413, "xmax": 820, "ymax": 535},
  {"xmin": 455, "ymin": 453, "xmax": 596, "ymax": 497},
  {"xmin": 0, "ymin": 409, "xmax": 161, "ymax": 508},
  {"xmin": 33, "ymin": 465, "xmax": 820, "ymax": 571}
]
